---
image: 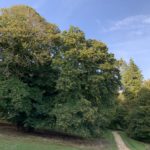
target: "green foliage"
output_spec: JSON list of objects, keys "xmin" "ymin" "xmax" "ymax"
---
[
  {"xmin": 51, "ymin": 98, "xmax": 98, "ymax": 137},
  {"xmin": 127, "ymin": 106, "xmax": 150, "ymax": 141},
  {"xmin": 112, "ymin": 59, "xmax": 149, "ymax": 142},
  {"xmin": 51, "ymin": 99, "xmax": 116, "ymax": 138},
  {"xmin": 122, "ymin": 59, "xmax": 143, "ymax": 101},
  {"xmin": 0, "ymin": 5, "xmax": 60, "ymax": 131},
  {"xmin": 127, "ymin": 80, "xmax": 150, "ymax": 141},
  {"xmin": 0, "ymin": 77, "xmax": 43, "ymax": 130},
  {"xmin": 110, "ymin": 103, "xmax": 128, "ymax": 130},
  {"xmin": 52, "ymin": 27, "xmax": 120, "ymax": 137},
  {"xmin": 0, "ymin": 5, "xmax": 120, "ymax": 137}
]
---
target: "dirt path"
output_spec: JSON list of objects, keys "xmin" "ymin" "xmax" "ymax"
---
[{"xmin": 112, "ymin": 131, "xmax": 130, "ymax": 150}]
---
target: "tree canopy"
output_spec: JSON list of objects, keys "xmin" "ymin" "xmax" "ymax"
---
[{"xmin": 0, "ymin": 5, "xmax": 120, "ymax": 137}]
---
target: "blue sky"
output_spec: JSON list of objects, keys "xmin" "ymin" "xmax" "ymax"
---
[{"xmin": 0, "ymin": 0, "xmax": 150, "ymax": 79}]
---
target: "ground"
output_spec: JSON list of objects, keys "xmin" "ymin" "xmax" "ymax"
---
[
  {"xmin": 0, "ymin": 124, "xmax": 149, "ymax": 150},
  {"xmin": 0, "ymin": 125, "xmax": 117, "ymax": 150},
  {"xmin": 113, "ymin": 131, "xmax": 130, "ymax": 150}
]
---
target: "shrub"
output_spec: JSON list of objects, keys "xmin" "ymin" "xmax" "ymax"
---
[{"xmin": 127, "ymin": 106, "xmax": 150, "ymax": 141}]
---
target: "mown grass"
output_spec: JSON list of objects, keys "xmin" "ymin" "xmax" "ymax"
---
[
  {"xmin": 0, "ymin": 132, "xmax": 81, "ymax": 150},
  {"xmin": 3, "ymin": 124, "xmax": 149, "ymax": 150},
  {"xmin": 119, "ymin": 131, "xmax": 150, "ymax": 150},
  {"xmin": 0, "ymin": 126, "xmax": 118, "ymax": 150}
]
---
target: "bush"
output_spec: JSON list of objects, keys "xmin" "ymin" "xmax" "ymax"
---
[
  {"xmin": 127, "ymin": 106, "xmax": 150, "ymax": 141},
  {"xmin": 43, "ymin": 98, "xmax": 115, "ymax": 138},
  {"xmin": 0, "ymin": 77, "xmax": 43, "ymax": 131},
  {"xmin": 110, "ymin": 104, "xmax": 128, "ymax": 130}
]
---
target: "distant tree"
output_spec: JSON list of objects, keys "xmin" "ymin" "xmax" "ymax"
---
[
  {"xmin": 111, "ymin": 59, "xmax": 143, "ymax": 130},
  {"xmin": 122, "ymin": 59, "xmax": 143, "ymax": 101}
]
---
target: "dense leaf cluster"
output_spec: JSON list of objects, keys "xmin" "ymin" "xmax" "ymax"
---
[{"xmin": 0, "ymin": 5, "xmax": 120, "ymax": 137}]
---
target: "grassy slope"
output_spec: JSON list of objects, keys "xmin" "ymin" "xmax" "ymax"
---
[
  {"xmin": 119, "ymin": 132, "xmax": 150, "ymax": 150},
  {"xmin": 0, "ymin": 126, "xmax": 118, "ymax": 150},
  {"xmin": 0, "ymin": 134, "xmax": 81, "ymax": 150},
  {"xmin": 1, "ymin": 125, "xmax": 150, "ymax": 150}
]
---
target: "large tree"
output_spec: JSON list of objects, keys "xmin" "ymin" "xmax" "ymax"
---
[
  {"xmin": 0, "ymin": 5, "xmax": 60, "ymax": 131},
  {"xmin": 51, "ymin": 27, "xmax": 120, "ymax": 137}
]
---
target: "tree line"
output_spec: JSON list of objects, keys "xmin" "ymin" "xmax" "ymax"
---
[
  {"xmin": 0, "ymin": 5, "xmax": 120, "ymax": 138},
  {"xmin": 0, "ymin": 5, "xmax": 149, "ymax": 140}
]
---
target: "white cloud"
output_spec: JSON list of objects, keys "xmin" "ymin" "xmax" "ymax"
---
[
  {"xmin": 100, "ymin": 15, "xmax": 150, "ymax": 79},
  {"xmin": 106, "ymin": 15, "xmax": 150, "ymax": 32}
]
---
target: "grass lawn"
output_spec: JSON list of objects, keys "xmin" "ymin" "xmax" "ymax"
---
[
  {"xmin": 0, "ymin": 132, "xmax": 81, "ymax": 150},
  {"xmin": 0, "ymin": 139, "xmax": 81, "ymax": 150},
  {"xmin": 0, "ymin": 126, "xmax": 118, "ymax": 150},
  {"xmin": 119, "ymin": 131, "xmax": 150, "ymax": 150},
  {"xmin": 3, "ymin": 124, "xmax": 149, "ymax": 150}
]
